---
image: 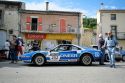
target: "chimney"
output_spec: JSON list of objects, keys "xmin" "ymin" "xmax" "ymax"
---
[{"xmin": 46, "ymin": 2, "xmax": 49, "ymax": 11}]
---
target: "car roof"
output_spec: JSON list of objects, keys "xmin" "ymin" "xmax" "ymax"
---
[{"xmin": 58, "ymin": 44, "xmax": 84, "ymax": 49}]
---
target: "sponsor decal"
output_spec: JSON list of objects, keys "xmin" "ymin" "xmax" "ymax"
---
[
  {"xmin": 59, "ymin": 51, "xmax": 77, "ymax": 58},
  {"xmin": 60, "ymin": 54, "xmax": 77, "ymax": 57}
]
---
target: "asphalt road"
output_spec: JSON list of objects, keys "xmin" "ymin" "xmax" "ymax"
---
[{"xmin": 0, "ymin": 61, "xmax": 125, "ymax": 83}]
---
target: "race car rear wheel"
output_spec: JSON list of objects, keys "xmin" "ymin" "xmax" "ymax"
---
[
  {"xmin": 122, "ymin": 55, "xmax": 125, "ymax": 61},
  {"xmin": 33, "ymin": 55, "xmax": 45, "ymax": 66},
  {"xmin": 80, "ymin": 54, "xmax": 92, "ymax": 66}
]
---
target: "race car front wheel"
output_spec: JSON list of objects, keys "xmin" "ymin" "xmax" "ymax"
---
[
  {"xmin": 80, "ymin": 54, "xmax": 92, "ymax": 66},
  {"xmin": 33, "ymin": 55, "xmax": 45, "ymax": 66}
]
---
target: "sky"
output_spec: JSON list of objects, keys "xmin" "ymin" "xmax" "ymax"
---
[{"xmin": 6, "ymin": 0, "xmax": 125, "ymax": 18}]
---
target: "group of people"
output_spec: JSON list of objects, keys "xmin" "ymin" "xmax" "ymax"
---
[
  {"xmin": 98, "ymin": 31, "xmax": 118, "ymax": 68},
  {"xmin": 4, "ymin": 32, "xmax": 118, "ymax": 67},
  {"xmin": 25, "ymin": 40, "xmax": 40, "ymax": 52},
  {"xmin": 4, "ymin": 35, "xmax": 24, "ymax": 63}
]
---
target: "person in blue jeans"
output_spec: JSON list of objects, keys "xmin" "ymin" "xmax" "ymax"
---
[
  {"xmin": 104, "ymin": 32, "xmax": 118, "ymax": 68},
  {"xmin": 10, "ymin": 35, "xmax": 18, "ymax": 63}
]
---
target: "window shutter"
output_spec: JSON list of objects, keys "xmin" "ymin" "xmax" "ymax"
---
[
  {"xmin": 26, "ymin": 16, "xmax": 31, "ymax": 23},
  {"xmin": 26, "ymin": 16, "xmax": 31, "ymax": 30},
  {"xmin": 60, "ymin": 19, "xmax": 66, "ymax": 33},
  {"xmin": 38, "ymin": 18, "xmax": 42, "ymax": 23},
  {"xmin": 38, "ymin": 18, "xmax": 42, "ymax": 31}
]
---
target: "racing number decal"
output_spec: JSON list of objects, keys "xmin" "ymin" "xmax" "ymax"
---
[
  {"xmin": 52, "ymin": 55, "xmax": 58, "ymax": 59},
  {"xmin": 50, "ymin": 53, "xmax": 59, "ymax": 61}
]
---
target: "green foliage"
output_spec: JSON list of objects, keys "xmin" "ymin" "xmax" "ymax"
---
[{"xmin": 83, "ymin": 18, "xmax": 97, "ymax": 29}]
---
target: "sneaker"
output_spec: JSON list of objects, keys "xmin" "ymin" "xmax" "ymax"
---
[
  {"xmin": 100, "ymin": 63, "xmax": 105, "ymax": 65},
  {"xmin": 14, "ymin": 61, "xmax": 18, "ymax": 64},
  {"xmin": 113, "ymin": 64, "xmax": 116, "ymax": 68},
  {"xmin": 9, "ymin": 61, "xmax": 14, "ymax": 64},
  {"xmin": 110, "ymin": 65, "xmax": 113, "ymax": 68}
]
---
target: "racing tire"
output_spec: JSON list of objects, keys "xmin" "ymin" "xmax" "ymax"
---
[
  {"xmin": 80, "ymin": 54, "xmax": 92, "ymax": 66},
  {"xmin": 122, "ymin": 55, "xmax": 125, "ymax": 61},
  {"xmin": 33, "ymin": 55, "xmax": 45, "ymax": 66}
]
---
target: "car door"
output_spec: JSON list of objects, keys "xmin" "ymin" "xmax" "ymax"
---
[
  {"xmin": 49, "ymin": 51, "xmax": 60, "ymax": 62},
  {"xmin": 47, "ymin": 45, "xmax": 67, "ymax": 62},
  {"xmin": 48, "ymin": 45, "xmax": 81, "ymax": 62},
  {"xmin": 58, "ymin": 45, "xmax": 79, "ymax": 62}
]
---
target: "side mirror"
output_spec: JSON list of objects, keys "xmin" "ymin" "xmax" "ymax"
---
[{"xmin": 50, "ymin": 50, "xmax": 52, "ymax": 52}]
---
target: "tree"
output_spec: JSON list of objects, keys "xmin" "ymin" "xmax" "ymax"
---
[{"xmin": 83, "ymin": 18, "xmax": 97, "ymax": 29}]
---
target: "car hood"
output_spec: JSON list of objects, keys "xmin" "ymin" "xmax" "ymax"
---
[
  {"xmin": 22, "ymin": 50, "xmax": 49, "ymax": 56},
  {"xmin": 82, "ymin": 47, "xmax": 98, "ymax": 51}
]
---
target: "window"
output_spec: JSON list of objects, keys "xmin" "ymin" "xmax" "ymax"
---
[
  {"xmin": 71, "ymin": 46, "xmax": 81, "ymax": 50},
  {"xmin": 53, "ymin": 45, "xmax": 71, "ymax": 52},
  {"xmin": 9, "ymin": 29, "xmax": 13, "ymax": 34},
  {"xmin": 48, "ymin": 24, "xmax": 56, "ymax": 32},
  {"xmin": 111, "ymin": 25, "xmax": 117, "ymax": 39},
  {"xmin": 31, "ymin": 18, "xmax": 38, "ymax": 31},
  {"xmin": 111, "ymin": 14, "xmax": 116, "ymax": 20}
]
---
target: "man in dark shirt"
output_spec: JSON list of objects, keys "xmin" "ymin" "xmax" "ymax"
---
[
  {"xmin": 32, "ymin": 40, "xmax": 40, "ymax": 51},
  {"xmin": 10, "ymin": 35, "xmax": 18, "ymax": 63},
  {"xmin": 98, "ymin": 34, "xmax": 105, "ymax": 65}
]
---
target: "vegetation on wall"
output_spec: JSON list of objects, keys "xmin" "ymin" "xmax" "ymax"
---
[{"xmin": 83, "ymin": 18, "xmax": 97, "ymax": 29}]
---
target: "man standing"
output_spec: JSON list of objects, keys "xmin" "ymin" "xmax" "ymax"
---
[
  {"xmin": 17, "ymin": 37, "xmax": 24, "ymax": 55},
  {"xmin": 98, "ymin": 34, "xmax": 105, "ymax": 65},
  {"xmin": 32, "ymin": 40, "xmax": 40, "ymax": 51},
  {"xmin": 104, "ymin": 32, "xmax": 118, "ymax": 68},
  {"xmin": 4, "ymin": 40, "xmax": 10, "ymax": 59},
  {"xmin": 9, "ymin": 35, "xmax": 18, "ymax": 63}
]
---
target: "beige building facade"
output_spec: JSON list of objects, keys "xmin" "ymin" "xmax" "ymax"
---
[
  {"xmin": 97, "ymin": 9, "xmax": 125, "ymax": 48},
  {"xmin": 97, "ymin": 10, "xmax": 125, "ymax": 39}
]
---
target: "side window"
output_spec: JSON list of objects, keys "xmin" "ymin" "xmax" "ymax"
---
[
  {"xmin": 51, "ymin": 46, "xmax": 66, "ymax": 52},
  {"xmin": 51, "ymin": 47, "xmax": 60, "ymax": 52},
  {"xmin": 71, "ymin": 46, "xmax": 81, "ymax": 50}
]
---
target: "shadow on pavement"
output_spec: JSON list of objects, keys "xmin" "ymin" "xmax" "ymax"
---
[{"xmin": 0, "ymin": 60, "xmax": 125, "ymax": 68}]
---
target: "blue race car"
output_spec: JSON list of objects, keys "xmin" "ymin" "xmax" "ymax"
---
[
  {"xmin": 20, "ymin": 44, "xmax": 103, "ymax": 66},
  {"xmin": 91, "ymin": 45, "xmax": 125, "ymax": 62}
]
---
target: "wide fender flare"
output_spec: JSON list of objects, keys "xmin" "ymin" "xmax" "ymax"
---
[
  {"xmin": 80, "ymin": 52, "xmax": 95, "ymax": 61},
  {"xmin": 31, "ymin": 53, "xmax": 46, "ymax": 62}
]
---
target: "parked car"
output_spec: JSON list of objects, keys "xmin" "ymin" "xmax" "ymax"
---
[
  {"xmin": 91, "ymin": 45, "xmax": 125, "ymax": 61},
  {"xmin": 20, "ymin": 44, "xmax": 103, "ymax": 66}
]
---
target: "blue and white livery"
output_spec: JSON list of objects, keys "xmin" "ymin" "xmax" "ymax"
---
[{"xmin": 20, "ymin": 44, "xmax": 103, "ymax": 66}]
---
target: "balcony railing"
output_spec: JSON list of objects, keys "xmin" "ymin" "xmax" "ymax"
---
[
  {"xmin": 21, "ymin": 28, "xmax": 78, "ymax": 34},
  {"xmin": 117, "ymin": 32, "xmax": 125, "ymax": 40}
]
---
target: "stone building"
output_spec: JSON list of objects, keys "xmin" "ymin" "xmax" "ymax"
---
[{"xmin": 0, "ymin": 0, "xmax": 25, "ymax": 49}]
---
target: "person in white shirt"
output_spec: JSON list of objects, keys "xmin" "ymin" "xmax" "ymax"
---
[{"xmin": 4, "ymin": 40, "xmax": 10, "ymax": 59}]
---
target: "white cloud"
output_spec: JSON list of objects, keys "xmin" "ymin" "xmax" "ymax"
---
[
  {"xmin": 104, "ymin": 5, "xmax": 117, "ymax": 9},
  {"xmin": 5, "ymin": 0, "xmax": 91, "ymax": 17},
  {"xmin": 5, "ymin": 0, "xmax": 21, "ymax": 1},
  {"xmin": 25, "ymin": 1, "xmax": 88, "ymax": 15}
]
